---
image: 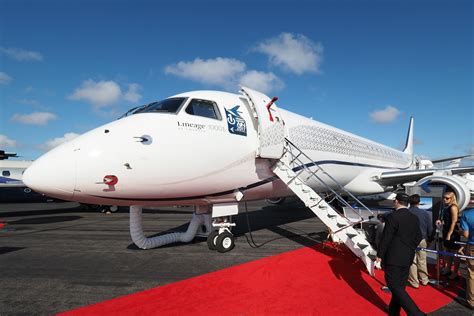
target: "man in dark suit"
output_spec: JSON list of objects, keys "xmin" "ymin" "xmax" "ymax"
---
[{"xmin": 376, "ymin": 193, "xmax": 425, "ymax": 316}]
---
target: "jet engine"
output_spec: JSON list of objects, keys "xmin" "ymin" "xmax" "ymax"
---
[{"xmin": 414, "ymin": 175, "xmax": 471, "ymax": 211}]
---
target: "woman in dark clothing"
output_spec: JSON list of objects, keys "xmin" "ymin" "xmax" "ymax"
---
[{"xmin": 436, "ymin": 192, "xmax": 461, "ymax": 279}]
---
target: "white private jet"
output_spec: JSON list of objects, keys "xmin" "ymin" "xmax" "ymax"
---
[
  {"xmin": 0, "ymin": 151, "xmax": 116, "ymax": 210},
  {"xmin": 23, "ymin": 87, "xmax": 474, "ymax": 275}
]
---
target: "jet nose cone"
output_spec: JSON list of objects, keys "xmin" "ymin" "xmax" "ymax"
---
[{"xmin": 23, "ymin": 147, "xmax": 76, "ymax": 201}]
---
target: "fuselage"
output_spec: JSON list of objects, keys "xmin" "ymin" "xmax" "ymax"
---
[{"xmin": 23, "ymin": 89, "xmax": 413, "ymax": 206}]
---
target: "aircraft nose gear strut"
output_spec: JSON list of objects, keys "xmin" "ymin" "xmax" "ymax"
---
[{"xmin": 207, "ymin": 217, "xmax": 236, "ymax": 253}]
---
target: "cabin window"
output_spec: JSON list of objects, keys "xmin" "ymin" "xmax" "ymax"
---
[
  {"xmin": 185, "ymin": 99, "xmax": 222, "ymax": 120},
  {"xmin": 2, "ymin": 170, "xmax": 10, "ymax": 177},
  {"xmin": 131, "ymin": 97, "xmax": 187, "ymax": 115}
]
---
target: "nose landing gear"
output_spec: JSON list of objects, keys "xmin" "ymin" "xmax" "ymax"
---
[
  {"xmin": 207, "ymin": 217, "xmax": 235, "ymax": 253},
  {"xmin": 216, "ymin": 231, "xmax": 235, "ymax": 252}
]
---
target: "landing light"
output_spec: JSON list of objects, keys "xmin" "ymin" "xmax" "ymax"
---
[{"xmin": 103, "ymin": 175, "xmax": 118, "ymax": 186}]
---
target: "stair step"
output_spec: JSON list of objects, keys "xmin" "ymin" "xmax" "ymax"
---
[
  {"xmin": 278, "ymin": 164, "xmax": 289, "ymax": 171},
  {"xmin": 273, "ymin": 150, "xmax": 376, "ymax": 277},
  {"xmin": 367, "ymin": 254, "xmax": 377, "ymax": 260}
]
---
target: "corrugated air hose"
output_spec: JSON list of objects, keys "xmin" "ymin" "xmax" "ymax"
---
[{"xmin": 129, "ymin": 205, "xmax": 210, "ymax": 249}]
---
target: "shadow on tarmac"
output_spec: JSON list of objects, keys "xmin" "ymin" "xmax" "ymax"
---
[
  {"xmin": 0, "ymin": 205, "xmax": 82, "ymax": 218},
  {"xmin": 0, "ymin": 246, "xmax": 25, "ymax": 255},
  {"xmin": 8, "ymin": 216, "xmax": 82, "ymax": 225},
  {"xmin": 126, "ymin": 201, "xmax": 317, "ymax": 250}
]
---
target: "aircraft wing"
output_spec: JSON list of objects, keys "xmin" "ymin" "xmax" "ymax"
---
[
  {"xmin": 377, "ymin": 166, "xmax": 474, "ymax": 186},
  {"xmin": 431, "ymin": 154, "xmax": 473, "ymax": 164}
]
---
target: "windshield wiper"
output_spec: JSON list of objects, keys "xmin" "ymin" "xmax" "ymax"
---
[{"xmin": 118, "ymin": 105, "xmax": 146, "ymax": 119}]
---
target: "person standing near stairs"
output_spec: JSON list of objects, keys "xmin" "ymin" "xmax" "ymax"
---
[
  {"xmin": 436, "ymin": 192, "xmax": 462, "ymax": 279},
  {"xmin": 376, "ymin": 193, "xmax": 425, "ymax": 316},
  {"xmin": 407, "ymin": 194, "xmax": 433, "ymax": 288},
  {"xmin": 460, "ymin": 207, "xmax": 474, "ymax": 310}
]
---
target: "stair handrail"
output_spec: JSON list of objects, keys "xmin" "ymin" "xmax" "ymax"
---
[{"xmin": 283, "ymin": 137, "xmax": 376, "ymax": 222}]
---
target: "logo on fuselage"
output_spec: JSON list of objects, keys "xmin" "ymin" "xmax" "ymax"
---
[
  {"xmin": 177, "ymin": 121, "xmax": 206, "ymax": 131},
  {"xmin": 225, "ymin": 106, "xmax": 247, "ymax": 136}
]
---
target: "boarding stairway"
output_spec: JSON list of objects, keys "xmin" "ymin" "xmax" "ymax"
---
[{"xmin": 272, "ymin": 138, "xmax": 378, "ymax": 276}]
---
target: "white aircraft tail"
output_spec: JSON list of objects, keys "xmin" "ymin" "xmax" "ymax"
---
[
  {"xmin": 273, "ymin": 139, "xmax": 377, "ymax": 276},
  {"xmin": 403, "ymin": 117, "xmax": 414, "ymax": 157}
]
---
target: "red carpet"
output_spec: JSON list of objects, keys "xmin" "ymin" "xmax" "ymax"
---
[{"xmin": 60, "ymin": 243, "xmax": 460, "ymax": 315}]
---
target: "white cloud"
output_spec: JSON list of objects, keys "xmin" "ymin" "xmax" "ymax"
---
[
  {"xmin": 254, "ymin": 33, "xmax": 323, "ymax": 75},
  {"xmin": 165, "ymin": 57, "xmax": 246, "ymax": 86},
  {"xmin": 68, "ymin": 80, "xmax": 142, "ymax": 107},
  {"xmin": 11, "ymin": 111, "xmax": 57, "ymax": 126},
  {"xmin": 69, "ymin": 80, "xmax": 121, "ymax": 107},
  {"xmin": 0, "ymin": 72, "xmax": 12, "ymax": 84},
  {"xmin": 0, "ymin": 47, "xmax": 43, "ymax": 62},
  {"xmin": 239, "ymin": 71, "xmax": 285, "ymax": 94},
  {"xmin": 0, "ymin": 135, "xmax": 17, "ymax": 148},
  {"xmin": 123, "ymin": 83, "xmax": 142, "ymax": 103},
  {"xmin": 165, "ymin": 56, "xmax": 288, "ymax": 93},
  {"xmin": 39, "ymin": 132, "xmax": 80, "ymax": 152},
  {"xmin": 24, "ymin": 86, "xmax": 34, "ymax": 93},
  {"xmin": 370, "ymin": 105, "xmax": 401, "ymax": 123}
]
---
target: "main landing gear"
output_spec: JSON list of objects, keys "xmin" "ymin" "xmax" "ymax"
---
[{"xmin": 207, "ymin": 217, "xmax": 236, "ymax": 253}]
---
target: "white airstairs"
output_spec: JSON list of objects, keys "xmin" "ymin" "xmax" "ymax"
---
[{"xmin": 272, "ymin": 138, "xmax": 378, "ymax": 276}]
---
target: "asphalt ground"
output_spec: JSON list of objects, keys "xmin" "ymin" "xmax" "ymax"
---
[{"xmin": 0, "ymin": 200, "xmax": 471, "ymax": 315}]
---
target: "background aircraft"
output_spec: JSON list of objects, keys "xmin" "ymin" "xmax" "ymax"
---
[{"xmin": 0, "ymin": 151, "xmax": 48, "ymax": 203}]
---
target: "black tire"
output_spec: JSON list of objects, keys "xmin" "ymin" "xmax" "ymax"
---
[
  {"xmin": 215, "ymin": 231, "xmax": 235, "ymax": 253},
  {"xmin": 207, "ymin": 230, "xmax": 219, "ymax": 250},
  {"xmin": 81, "ymin": 203, "xmax": 101, "ymax": 211}
]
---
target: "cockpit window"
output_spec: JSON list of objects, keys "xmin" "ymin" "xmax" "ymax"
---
[
  {"xmin": 125, "ymin": 97, "xmax": 187, "ymax": 117},
  {"xmin": 2, "ymin": 171, "xmax": 10, "ymax": 177},
  {"xmin": 185, "ymin": 99, "xmax": 222, "ymax": 120}
]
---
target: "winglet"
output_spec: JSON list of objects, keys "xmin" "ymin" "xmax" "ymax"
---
[{"xmin": 403, "ymin": 117, "xmax": 414, "ymax": 157}]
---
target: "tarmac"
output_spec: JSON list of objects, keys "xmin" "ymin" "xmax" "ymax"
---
[{"xmin": 0, "ymin": 200, "xmax": 472, "ymax": 315}]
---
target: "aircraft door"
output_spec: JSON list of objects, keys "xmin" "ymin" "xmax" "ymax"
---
[{"xmin": 240, "ymin": 86, "xmax": 286, "ymax": 159}]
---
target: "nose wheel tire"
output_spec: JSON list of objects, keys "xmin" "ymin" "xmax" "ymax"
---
[
  {"xmin": 207, "ymin": 230, "xmax": 219, "ymax": 250},
  {"xmin": 215, "ymin": 231, "xmax": 235, "ymax": 253}
]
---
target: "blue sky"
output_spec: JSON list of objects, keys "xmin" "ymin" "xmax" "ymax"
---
[{"xmin": 0, "ymin": 0, "xmax": 472, "ymax": 163}]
